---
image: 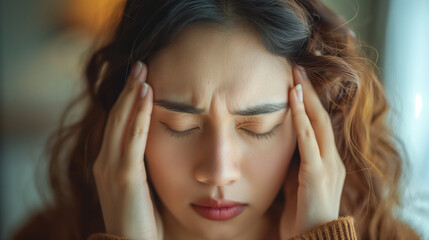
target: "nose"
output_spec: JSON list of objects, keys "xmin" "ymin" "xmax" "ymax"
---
[{"xmin": 194, "ymin": 131, "xmax": 241, "ymax": 186}]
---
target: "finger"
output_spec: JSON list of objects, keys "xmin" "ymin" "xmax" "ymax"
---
[
  {"xmin": 293, "ymin": 67, "xmax": 335, "ymax": 158},
  {"xmin": 122, "ymin": 83, "xmax": 153, "ymax": 175},
  {"xmin": 102, "ymin": 61, "xmax": 147, "ymax": 160},
  {"xmin": 289, "ymin": 83, "xmax": 322, "ymax": 168}
]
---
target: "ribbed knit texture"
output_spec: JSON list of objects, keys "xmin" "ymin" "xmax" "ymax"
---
[
  {"xmin": 88, "ymin": 233, "xmax": 129, "ymax": 240},
  {"xmin": 88, "ymin": 216, "xmax": 357, "ymax": 240},
  {"xmin": 289, "ymin": 216, "xmax": 357, "ymax": 240}
]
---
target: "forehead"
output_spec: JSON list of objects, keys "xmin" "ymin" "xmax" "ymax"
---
[{"xmin": 147, "ymin": 24, "xmax": 293, "ymax": 111}]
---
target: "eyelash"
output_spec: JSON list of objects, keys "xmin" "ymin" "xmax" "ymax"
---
[
  {"xmin": 163, "ymin": 123, "xmax": 282, "ymax": 141},
  {"xmin": 165, "ymin": 127, "xmax": 197, "ymax": 139}
]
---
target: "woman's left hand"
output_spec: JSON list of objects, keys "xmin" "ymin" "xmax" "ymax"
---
[{"xmin": 279, "ymin": 67, "xmax": 346, "ymax": 239}]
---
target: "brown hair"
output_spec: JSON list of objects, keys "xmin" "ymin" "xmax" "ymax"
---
[{"xmin": 13, "ymin": 0, "xmax": 419, "ymax": 239}]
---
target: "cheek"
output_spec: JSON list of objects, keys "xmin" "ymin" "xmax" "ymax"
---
[
  {"xmin": 145, "ymin": 120, "xmax": 195, "ymax": 204},
  {"xmin": 243, "ymin": 120, "xmax": 296, "ymax": 206}
]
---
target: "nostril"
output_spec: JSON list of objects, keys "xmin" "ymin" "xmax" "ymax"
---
[
  {"xmin": 195, "ymin": 175, "xmax": 210, "ymax": 185},
  {"xmin": 194, "ymin": 158, "xmax": 242, "ymax": 186},
  {"xmin": 194, "ymin": 172, "xmax": 240, "ymax": 186}
]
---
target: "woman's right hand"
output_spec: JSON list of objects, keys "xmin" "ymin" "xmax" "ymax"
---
[{"xmin": 92, "ymin": 61, "xmax": 162, "ymax": 240}]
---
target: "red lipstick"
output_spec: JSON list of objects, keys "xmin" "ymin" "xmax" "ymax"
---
[{"xmin": 191, "ymin": 198, "xmax": 247, "ymax": 221}]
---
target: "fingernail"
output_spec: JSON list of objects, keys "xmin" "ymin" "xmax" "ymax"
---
[
  {"xmin": 141, "ymin": 82, "xmax": 149, "ymax": 98},
  {"xmin": 132, "ymin": 61, "xmax": 143, "ymax": 79},
  {"xmin": 295, "ymin": 84, "xmax": 303, "ymax": 102}
]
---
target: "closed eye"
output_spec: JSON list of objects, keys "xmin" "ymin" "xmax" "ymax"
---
[
  {"xmin": 240, "ymin": 125, "xmax": 281, "ymax": 140},
  {"xmin": 159, "ymin": 122, "xmax": 197, "ymax": 139},
  {"xmin": 161, "ymin": 122, "xmax": 282, "ymax": 141}
]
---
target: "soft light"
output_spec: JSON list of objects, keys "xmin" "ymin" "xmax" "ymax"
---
[
  {"xmin": 64, "ymin": 0, "xmax": 125, "ymax": 36},
  {"xmin": 415, "ymin": 94, "xmax": 422, "ymax": 119}
]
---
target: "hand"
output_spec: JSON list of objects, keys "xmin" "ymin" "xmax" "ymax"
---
[
  {"xmin": 92, "ymin": 61, "xmax": 163, "ymax": 240},
  {"xmin": 280, "ymin": 67, "xmax": 346, "ymax": 239}
]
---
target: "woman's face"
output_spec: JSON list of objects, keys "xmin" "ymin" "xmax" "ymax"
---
[{"xmin": 145, "ymin": 24, "xmax": 296, "ymax": 239}]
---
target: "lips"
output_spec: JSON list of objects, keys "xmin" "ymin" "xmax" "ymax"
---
[{"xmin": 191, "ymin": 198, "xmax": 248, "ymax": 221}]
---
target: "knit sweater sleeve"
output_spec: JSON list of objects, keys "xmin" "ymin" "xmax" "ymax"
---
[
  {"xmin": 87, "ymin": 216, "xmax": 357, "ymax": 240},
  {"xmin": 288, "ymin": 216, "xmax": 357, "ymax": 240}
]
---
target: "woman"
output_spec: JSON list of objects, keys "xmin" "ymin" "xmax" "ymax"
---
[{"xmin": 12, "ymin": 0, "xmax": 420, "ymax": 239}]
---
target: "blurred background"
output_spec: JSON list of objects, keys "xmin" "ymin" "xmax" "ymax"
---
[{"xmin": 0, "ymin": 0, "xmax": 428, "ymax": 239}]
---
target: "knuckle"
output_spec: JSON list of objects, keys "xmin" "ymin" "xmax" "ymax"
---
[
  {"xmin": 129, "ymin": 127, "xmax": 148, "ymax": 138},
  {"xmin": 304, "ymin": 127, "xmax": 314, "ymax": 138},
  {"xmin": 298, "ymin": 126, "xmax": 314, "ymax": 139}
]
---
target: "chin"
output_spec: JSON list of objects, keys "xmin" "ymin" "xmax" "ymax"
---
[{"xmin": 179, "ymin": 211, "xmax": 258, "ymax": 240}]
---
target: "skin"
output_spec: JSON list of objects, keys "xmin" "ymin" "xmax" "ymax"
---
[
  {"xmin": 92, "ymin": 24, "xmax": 346, "ymax": 240},
  {"xmin": 145, "ymin": 25, "xmax": 295, "ymax": 240}
]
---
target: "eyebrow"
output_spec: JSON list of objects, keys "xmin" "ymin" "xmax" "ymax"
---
[{"xmin": 154, "ymin": 100, "xmax": 288, "ymax": 116}]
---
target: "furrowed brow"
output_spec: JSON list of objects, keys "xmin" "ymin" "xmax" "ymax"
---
[
  {"xmin": 154, "ymin": 100, "xmax": 288, "ymax": 116},
  {"xmin": 154, "ymin": 100, "xmax": 204, "ymax": 114},
  {"xmin": 233, "ymin": 102, "xmax": 288, "ymax": 116}
]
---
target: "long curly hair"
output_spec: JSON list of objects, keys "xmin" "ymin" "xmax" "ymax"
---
[{"xmin": 12, "ymin": 0, "xmax": 419, "ymax": 239}]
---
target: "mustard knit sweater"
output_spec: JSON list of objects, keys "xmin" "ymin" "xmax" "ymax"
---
[{"xmin": 88, "ymin": 216, "xmax": 357, "ymax": 240}]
